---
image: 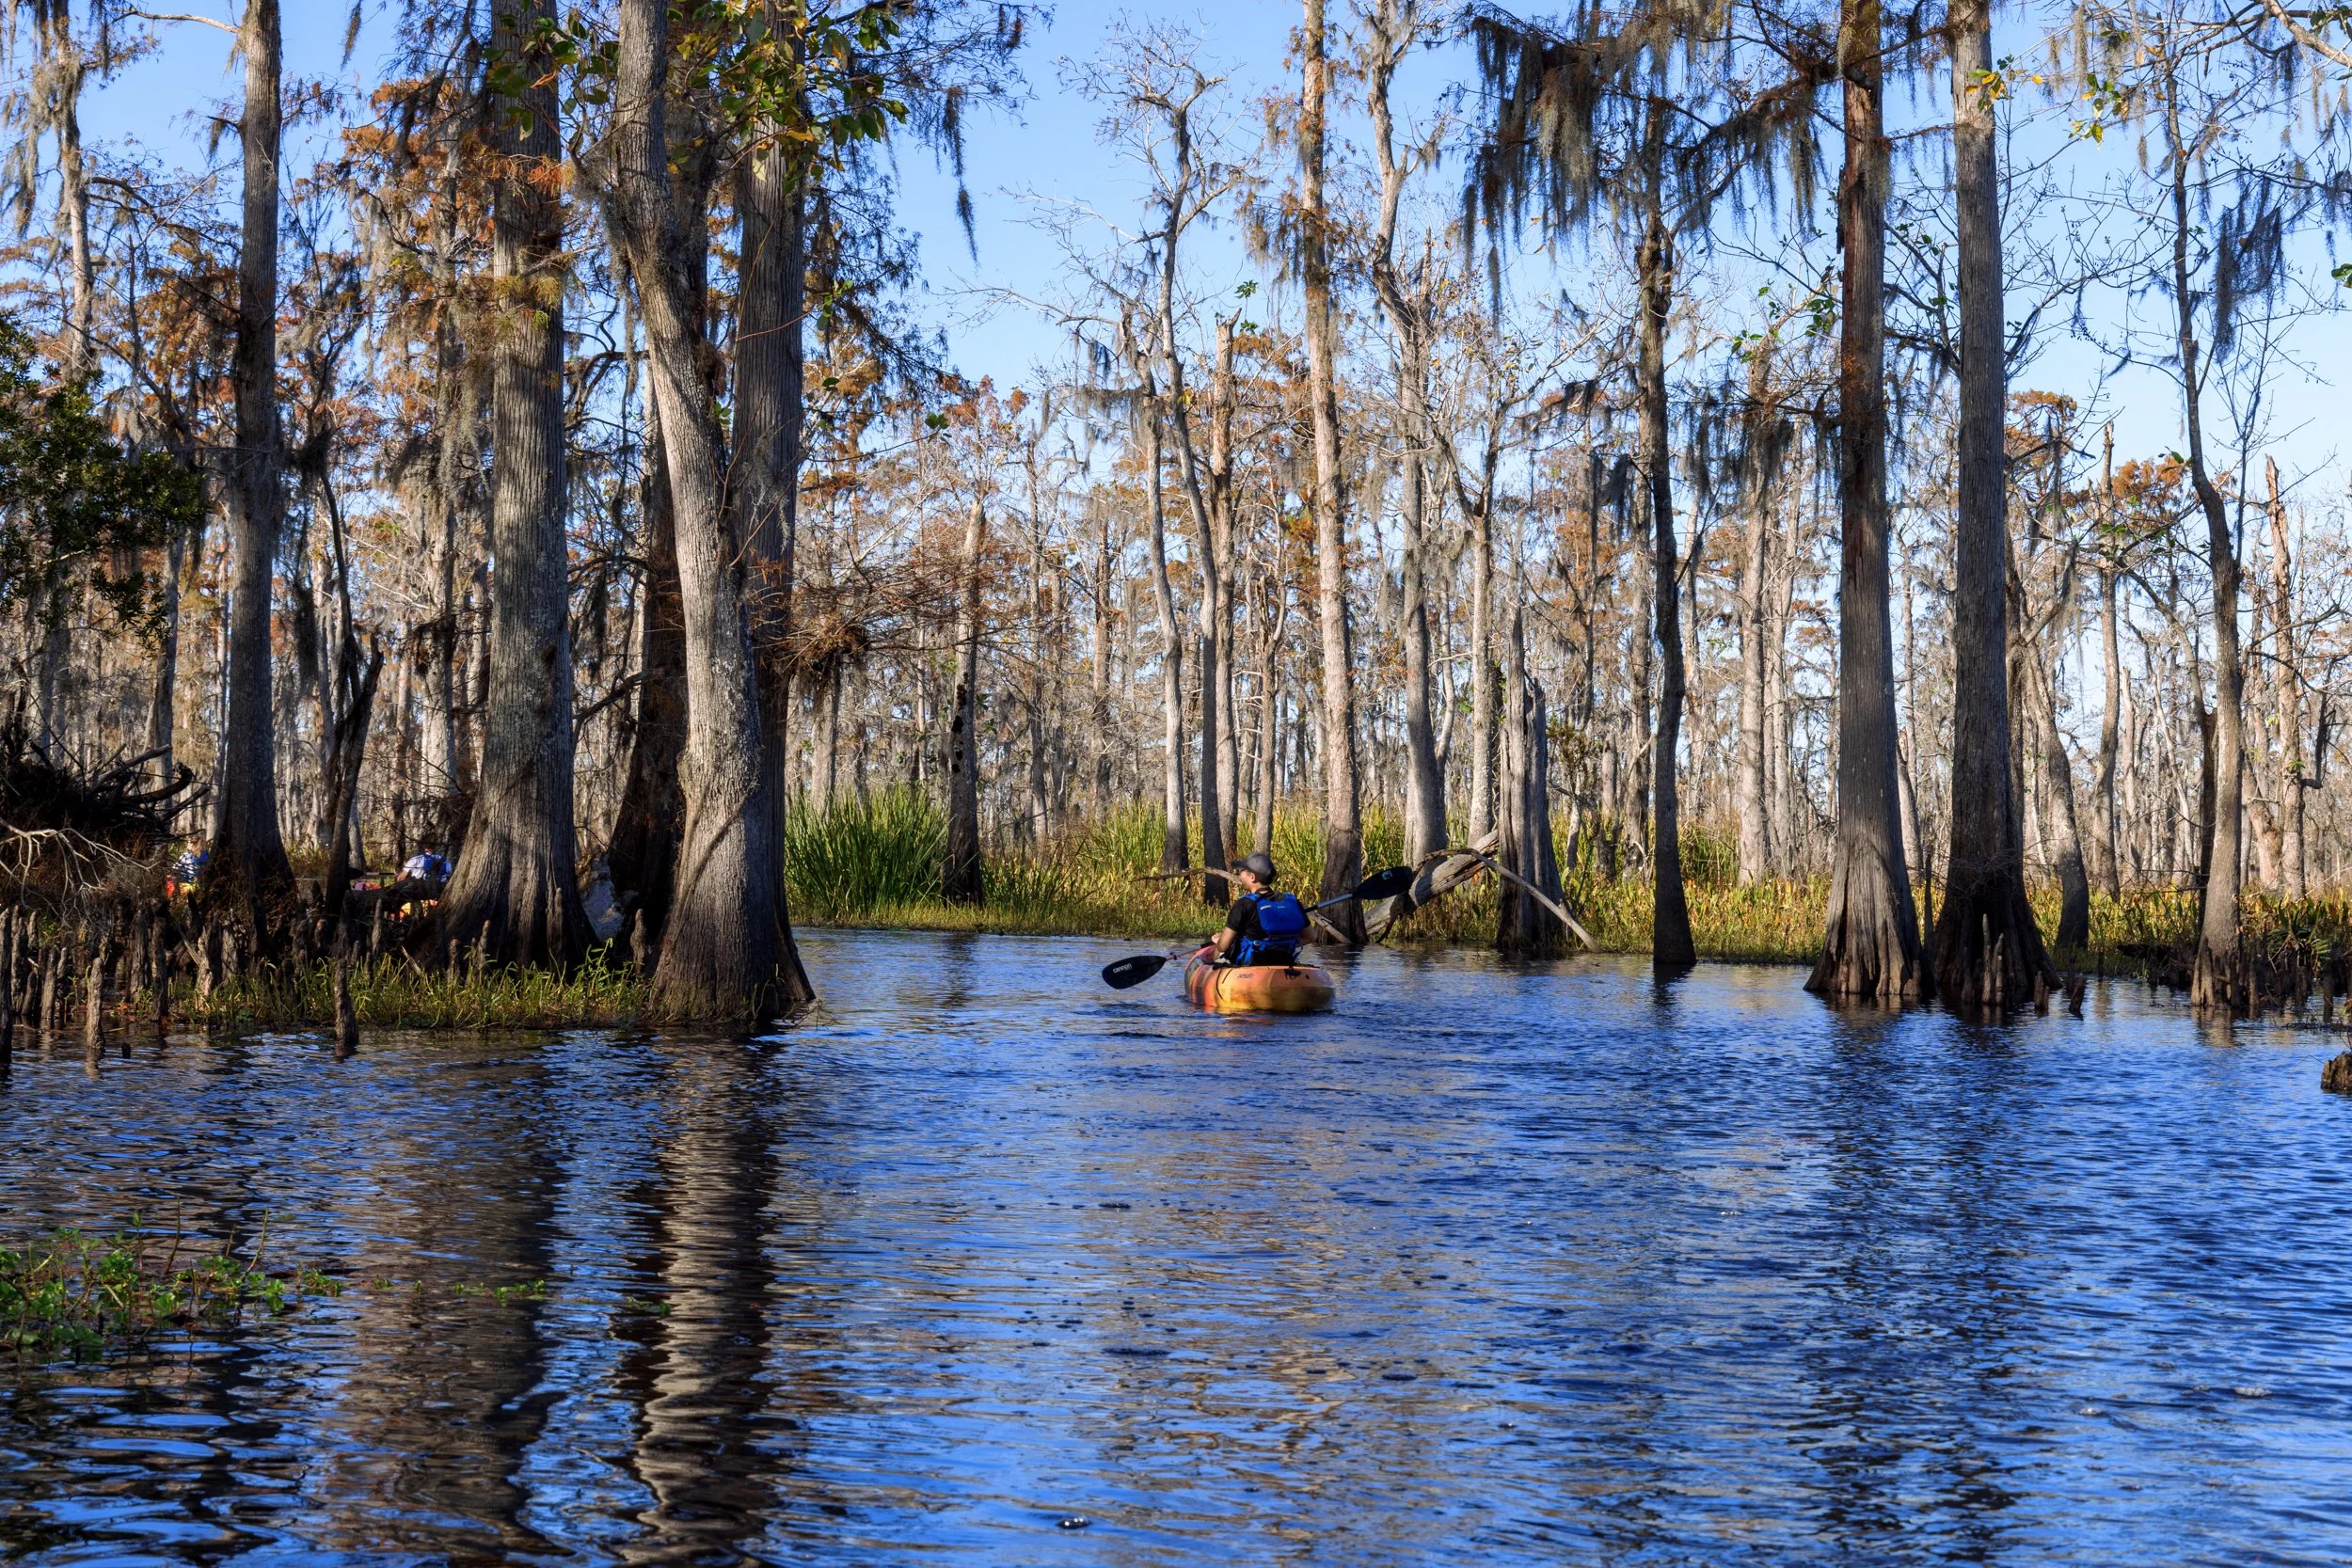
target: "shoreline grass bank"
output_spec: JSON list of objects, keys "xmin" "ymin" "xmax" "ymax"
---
[{"xmin": 53, "ymin": 794, "xmax": 2347, "ymax": 1034}]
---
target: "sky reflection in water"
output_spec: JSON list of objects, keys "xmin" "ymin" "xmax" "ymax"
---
[{"xmin": 1, "ymin": 929, "xmax": 2347, "ymax": 1564}]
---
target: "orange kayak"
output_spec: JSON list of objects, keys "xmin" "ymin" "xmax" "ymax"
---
[{"xmin": 1184, "ymin": 956, "xmax": 1337, "ymax": 1014}]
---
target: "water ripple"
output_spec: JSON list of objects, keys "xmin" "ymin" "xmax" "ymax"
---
[{"xmin": 0, "ymin": 934, "xmax": 2346, "ymax": 1564}]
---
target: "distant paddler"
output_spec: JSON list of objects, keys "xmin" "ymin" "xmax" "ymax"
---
[{"xmin": 1099, "ymin": 859, "xmax": 1417, "ymax": 1011}]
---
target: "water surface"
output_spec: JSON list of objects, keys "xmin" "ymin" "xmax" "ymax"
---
[{"xmin": 2, "ymin": 931, "xmax": 2347, "ymax": 1564}]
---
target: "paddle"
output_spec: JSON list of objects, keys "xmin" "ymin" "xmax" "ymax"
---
[{"xmin": 1098, "ymin": 865, "xmax": 1417, "ymax": 990}]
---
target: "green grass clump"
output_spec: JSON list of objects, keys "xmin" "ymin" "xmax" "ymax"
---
[
  {"xmin": 1, "ymin": 1220, "xmax": 338, "ymax": 1363},
  {"xmin": 192, "ymin": 950, "xmax": 651, "ymax": 1031},
  {"xmin": 785, "ymin": 786, "xmax": 949, "ymax": 921}
]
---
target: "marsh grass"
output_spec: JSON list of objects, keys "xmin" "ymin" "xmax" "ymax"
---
[
  {"xmin": 168, "ymin": 805, "xmax": 2352, "ymax": 1033},
  {"xmin": 1, "ymin": 1219, "xmax": 339, "ymax": 1364},
  {"xmin": 191, "ymin": 951, "xmax": 652, "ymax": 1031}
]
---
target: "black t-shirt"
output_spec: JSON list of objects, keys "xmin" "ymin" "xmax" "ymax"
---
[{"xmin": 1225, "ymin": 895, "xmax": 1267, "ymax": 938}]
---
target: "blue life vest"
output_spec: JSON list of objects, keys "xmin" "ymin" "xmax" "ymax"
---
[{"xmin": 1235, "ymin": 892, "xmax": 1307, "ymax": 967}]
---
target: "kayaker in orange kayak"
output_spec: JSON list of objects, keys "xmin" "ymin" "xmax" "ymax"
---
[{"xmin": 1208, "ymin": 853, "xmax": 1309, "ymax": 967}]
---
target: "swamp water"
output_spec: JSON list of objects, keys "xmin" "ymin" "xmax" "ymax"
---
[{"xmin": 0, "ymin": 929, "xmax": 2347, "ymax": 1564}]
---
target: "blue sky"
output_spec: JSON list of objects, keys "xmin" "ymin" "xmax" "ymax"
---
[{"xmin": 61, "ymin": 0, "xmax": 2352, "ymax": 510}]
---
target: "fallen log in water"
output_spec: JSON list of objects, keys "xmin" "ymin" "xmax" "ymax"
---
[{"xmin": 1362, "ymin": 832, "xmax": 1599, "ymax": 952}]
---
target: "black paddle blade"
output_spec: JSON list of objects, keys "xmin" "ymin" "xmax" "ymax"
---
[
  {"xmin": 1102, "ymin": 953, "xmax": 1172, "ymax": 990},
  {"xmin": 1352, "ymin": 864, "xmax": 1415, "ymax": 903}
]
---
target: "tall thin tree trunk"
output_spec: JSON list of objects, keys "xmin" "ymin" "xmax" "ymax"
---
[
  {"xmin": 1931, "ymin": 0, "xmax": 2049, "ymax": 1006},
  {"xmin": 1301, "ymin": 0, "xmax": 1365, "ymax": 938},
  {"xmin": 204, "ymin": 0, "xmax": 294, "ymax": 934},
  {"xmin": 1255, "ymin": 584, "xmax": 1282, "ymax": 858},
  {"xmin": 148, "ymin": 526, "xmax": 184, "ymax": 786},
  {"xmin": 1366, "ymin": 8, "xmax": 1445, "ymax": 867},
  {"xmin": 2095, "ymin": 428, "xmax": 2123, "ymax": 896},
  {"xmin": 1808, "ymin": 0, "xmax": 1922, "ymax": 1002},
  {"xmin": 1639, "ymin": 195, "xmax": 1695, "ymax": 967},
  {"xmin": 1153, "ymin": 197, "xmax": 1225, "ymax": 900},
  {"xmin": 1397, "ymin": 423, "xmax": 1446, "ymax": 866},
  {"xmin": 44, "ymin": 8, "xmax": 92, "ymax": 377},
  {"xmin": 1142, "ymin": 403, "xmax": 1186, "ymax": 873},
  {"xmin": 2161, "ymin": 63, "xmax": 2245, "ymax": 1011},
  {"xmin": 612, "ymin": 0, "xmax": 791, "ymax": 1018},
  {"xmin": 1468, "ymin": 493, "xmax": 1495, "ymax": 842},
  {"xmin": 1735, "ymin": 338, "xmax": 1774, "ymax": 885},
  {"xmin": 437, "ymin": 0, "xmax": 592, "ymax": 970},
  {"xmin": 944, "ymin": 497, "xmax": 986, "ymax": 904},
  {"xmin": 421, "ymin": 293, "xmax": 466, "ymax": 797},
  {"xmin": 818, "ymin": 663, "xmax": 842, "ymax": 813},
  {"xmin": 2267, "ymin": 458, "xmax": 2305, "ymax": 899},
  {"xmin": 1209, "ymin": 325, "xmax": 1243, "ymax": 859}
]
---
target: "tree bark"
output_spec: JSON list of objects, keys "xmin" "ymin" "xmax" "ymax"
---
[
  {"xmin": 1735, "ymin": 337, "xmax": 1775, "ymax": 885},
  {"xmin": 1467, "ymin": 483, "xmax": 1495, "ymax": 843},
  {"xmin": 612, "ymin": 0, "xmax": 792, "ymax": 1019},
  {"xmin": 437, "ymin": 0, "xmax": 593, "ymax": 971},
  {"xmin": 729, "ymin": 131, "xmax": 815, "ymax": 1001},
  {"xmin": 421, "ymin": 181, "xmax": 469, "ymax": 800},
  {"xmin": 1366, "ymin": 3, "xmax": 1446, "ymax": 867},
  {"xmin": 608, "ymin": 385, "xmax": 687, "ymax": 948},
  {"xmin": 2161, "ymin": 61, "xmax": 2245, "ymax": 1011},
  {"xmin": 1931, "ymin": 0, "xmax": 2051, "ymax": 1006},
  {"xmin": 42, "ymin": 7, "xmax": 92, "ymax": 376},
  {"xmin": 1208, "ymin": 323, "xmax": 1243, "ymax": 860},
  {"xmin": 1141, "ymin": 400, "xmax": 1186, "ymax": 873},
  {"xmin": 944, "ymin": 496, "xmax": 985, "ymax": 904},
  {"xmin": 1301, "ymin": 0, "xmax": 1365, "ymax": 939},
  {"xmin": 2025, "ymin": 638, "xmax": 2090, "ymax": 948},
  {"xmin": 1639, "ymin": 194, "xmax": 1695, "ymax": 967},
  {"xmin": 2095, "ymin": 428, "xmax": 2123, "ymax": 896},
  {"xmin": 1496, "ymin": 594, "xmax": 1564, "ymax": 954},
  {"xmin": 2266, "ymin": 455, "xmax": 2306, "ymax": 899},
  {"xmin": 1808, "ymin": 0, "xmax": 1923, "ymax": 1003},
  {"xmin": 1149, "ymin": 116, "xmax": 1227, "ymax": 901},
  {"xmin": 204, "ymin": 0, "xmax": 294, "ymax": 934}
]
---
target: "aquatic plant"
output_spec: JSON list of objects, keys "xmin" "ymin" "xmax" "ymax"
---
[{"xmin": 0, "ymin": 1220, "xmax": 339, "ymax": 1364}]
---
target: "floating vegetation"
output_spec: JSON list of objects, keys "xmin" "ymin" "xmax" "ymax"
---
[{"xmin": 0, "ymin": 1219, "xmax": 339, "ymax": 1364}]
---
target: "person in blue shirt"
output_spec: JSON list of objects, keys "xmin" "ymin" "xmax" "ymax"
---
[{"xmin": 1208, "ymin": 853, "xmax": 1309, "ymax": 967}]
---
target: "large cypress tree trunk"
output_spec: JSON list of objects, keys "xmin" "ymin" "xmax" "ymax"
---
[
  {"xmin": 1302, "ymin": 0, "xmax": 1364, "ymax": 938},
  {"xmin": 1808, "ymin": 0, "xmax": 1923, "ymax": 1003},
  {"xmin": 612, "ymin": 0, "xmax": 791, "ymax": 1019},
  {"xmin": 1931, "ymin": 0, "xmax": 2050, "ymax": 1006},
  {"xmin": 204, "ymin": 0, "xmax": 294, "ymax": 935},
  {"xmin": 729, "ymin": 135, "xmax": 815, "ymax": 1002},
  {"xmin": 1639, "ymin": 196, "xmax": 1695, "ymax": 968},
  {"xmin": 437, "ymin": 0, "xmax": 592, "ymax": 970}
]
